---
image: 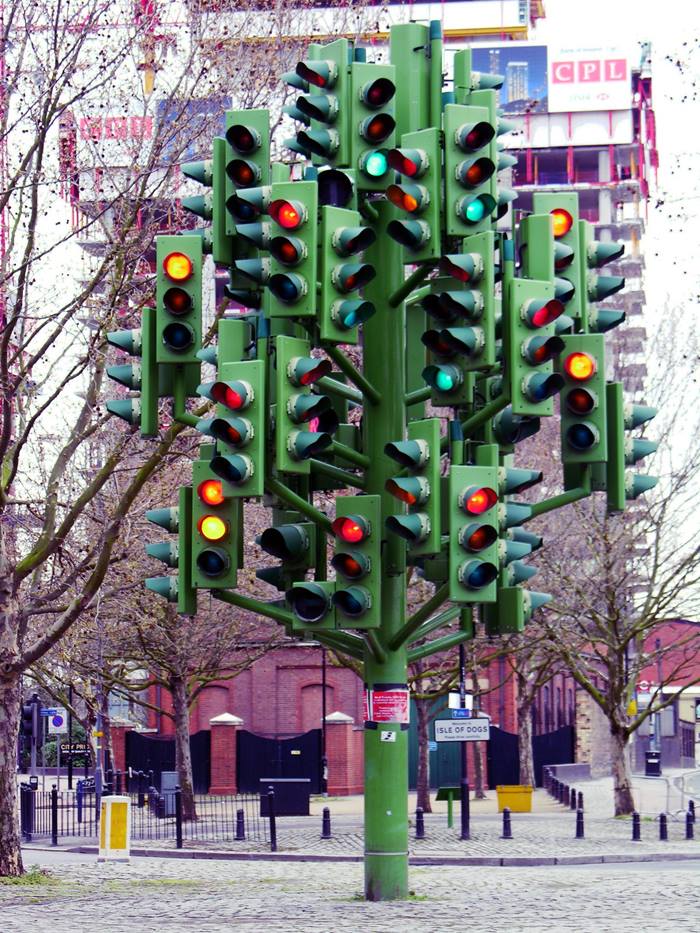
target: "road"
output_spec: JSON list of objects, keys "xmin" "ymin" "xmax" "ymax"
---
[{"xmin": 1, "ymin": 850, "xmax": 697, "ymax": 932}]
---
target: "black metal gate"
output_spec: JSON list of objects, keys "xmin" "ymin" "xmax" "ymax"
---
[
  {"xmin": 125, "ymin": 730, "xmax": 210, "ymax": 792},
  {"xmin": 487, "ymin": 725, "xmax": 575, "ymax": 787},
  {"xmin": 236, "ymin": 729, "xmax": 322, "ymax": 793}
]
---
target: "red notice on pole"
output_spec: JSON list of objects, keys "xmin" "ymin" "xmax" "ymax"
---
[{"xmin": 365, "ymin": 688, "xmax": 410, "ymax": 724}]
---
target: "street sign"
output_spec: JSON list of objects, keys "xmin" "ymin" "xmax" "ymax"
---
[
  {"xmin": 48, "ymin": 707, "xmax": 68, "ymax": 734},
  {"xmin": 451, "ymin": 708, "xmax": 472, "ymax": 719},
  {"xmin": 434, "ymin": 718, "xmax": 490, "ymax": 743},
  {"xmin": 448, "ymin": 691, "xmax": 473, "ymax": 710},
  {"xmin": 428, "ymin": 741, "xmax": 437, "ymax": 752},
  {"xmin": 40, "ymin": 707, "xmax": 57, "ymax": 716},
  {"xmin": 638, "ymin": 680, "xmax": 652, "ymax": 693}
]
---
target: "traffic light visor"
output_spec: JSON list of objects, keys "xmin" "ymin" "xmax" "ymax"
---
[
  {"xmin": 163, "ymin": 286, "xmax": 192, "ymax": 316},
  {"xmin": 226, "ymin": 123, "xmax": 260, "ymax": 153},
  {"xmin": 361, "ymin": 77, "xmax": 395, "ymax": 108},
  {"xmin": 211, "ymin": 380, "xmax": 252, "ymax": 410}
]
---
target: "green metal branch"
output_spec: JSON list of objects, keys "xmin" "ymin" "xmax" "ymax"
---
[
  {"xmin": 388, "ymin": 262, "xmax": 435, "ymax": 308},
  {"xmin": 213, "ymin": 589, "xmax": 294, "ymax": 626},
  {"xmin": 530, "ymin": 473, "xmax": 591, "ymax": 518},
  {"xmin": 406, "ymin": 285, "xmax": 431, "ymax": 306},
  {"xmin": 405, "ymin": 386, "xmax": 432, "ymax": 407},
  {"xmin": 365, "ymin": 629, "xmax": 387, "ymax": 664},
  {"xmin": 408, "ymin": 629, "xmax": 473, "ymax": 663},
  {"xmin": 316, "ymin": 376, "xmax": 363, "ymax": 405},
  {"xmin": 313, "ymin": 631, "xmax": 365, "ymax": 659},
  {"xmin": 389, "ymin": 582, "xmax": 450, "ymax": 649},
  {"xmin": 460, "ymin": 393, "xmax": 509, "ymax": 437},
  {"xmin": 408, "ymin": 605, "xmax": 461, "ymax": 646},
  {"xmin": 324, "ymin": 345, "xmax": 381, "ymax": 405},
  {"xmin": 172, "ymin": 366, "xmax": 200, "ymax": 428},
  {"xmin": 329, "ymin": 440, "xmax": 370, "ymax": 470},
  {"xmin": 265, "ymin": 476, "xmax": 333, "ymax": 533},
  {"xmin": 309, "ymin": 458, "xmax": 366, "ymax": 490}
]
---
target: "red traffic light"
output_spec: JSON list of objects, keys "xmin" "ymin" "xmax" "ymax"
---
[
  {"xmin": 551, "ymin": 208, "xmax": 574, "ymax": 238},
  {"xmin": 457, "ymin": 121, "xmax": 496, "ymax": 152},
  {"xmin": 361, "ymin": 77, "xmax": 395, "ymax": 108},
  {"xmin": 331, "ymin": 514, "xmax": 370, "ymax": 544},
  {"xmin": 331, "ymin": 552, "xmax": 367, "ymax": 579},
  {"xmin": 564, "ymin": 351, "xmax": 596, "ymax": 382},
  {"xmin": 460, "ymin": 485, "xmax": 497, "ymax": 515},
  {"xmin": 360, "ymin": 113, "xmax": 395, "ymax": 144},
  {"xmin": 197, "ymin": 479, "xmax": 225, "ymax": 506},
  {"xmin": 227, "ymin": 123, "xmax": 260, "ymax": 154},
  {"xmin": 462, "ymin": 523, "xmax": 498, "ymax": 552},
  {"xmin": 525, "ymin": 298, "xmax": 565, "ymax": 328},
  {"xmin": 566, "ymin": 387, "xmax": 596, "ymax": 414},
  {"xmin": 228, "ymin": 159, "xmax": 260, "ymax": 188},
  {"xmin": 386, "ymin": 184, "xmax": 424, "ymax": 213},
  {"xmin": 270, "ymin": 198, "xmax": 306, "ymax": 230},
  {"xmin": 163, "ymin": 251, "xmax": 193, "ymax": 282},
  {"xmin": 211, "ymin": 380, "xmax": 252, "ymax": 411},
  {"xmin": 270, "ymin": 235, "xmax": 305, "ymax": 266},
  {"xmin": 163, "ymin": 286, "xmax": 192, "ymax": 316}
]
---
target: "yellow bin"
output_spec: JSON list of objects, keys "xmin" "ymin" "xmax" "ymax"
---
[{"xmin": 496, "ymin": 785, "xmax": 533, "ymax": 813}]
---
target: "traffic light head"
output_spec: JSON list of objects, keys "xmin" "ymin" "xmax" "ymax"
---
[
  {"xmin": 156, "ymin": 236, "xmax": 203, "ymax": 365},
  {"xmin": 145, "ymin": 486, "xmax": 197, "ymax": 614},
  {"xmin": 449, "ymin": 465, "xmax": 499, "ymax": 603},
  {"xmin": 444, "ymin": 103, "xmax": 497, "ymax": 236},
  {"xmin": 190, "ymin": 461, "xmax": 238, "ymax": 589},
  {"xmin": 198, "ymin": 360, "xmax": 265, "ymax": 498},
  {"xmin": 507, "ymin": 278, "xmax": 565, "ymax": 417},
  {"xmin": 557, "ymin": 334, "xmax": 607, "ymax": 464},
  {"xmin": 224, "ymin": 109, "xmax": 270, "ymax": 237},
  {"xmin": 386, "ymin": 127, "xmax": 442, "ymax": 262},
  {"xmin": 531, "ymin": 192, "xmax": 582, "ymax": 322},
  {"xmin": 319, "ymin": 206, "xmax": 377, "ymax": 344},
  {"xmin": 266, "ymin": 182, "xmax": 318, "ymax": 317},
  {"xmin": 350, "ymin": 62, "xmax": 396, "ymax": 191},
  {"xmin": 330, "ymin": 495, "xmax": 381, "ymax": 629}
]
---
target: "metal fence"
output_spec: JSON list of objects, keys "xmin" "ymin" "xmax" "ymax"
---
[{"xmin": 19, "ymin": 783, "xmax": 268, "ymax": 848}]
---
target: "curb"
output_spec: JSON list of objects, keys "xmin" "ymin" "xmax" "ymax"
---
[{"xmin": 24, "ymin": 844, "xmax": 699, "ymax": 868}]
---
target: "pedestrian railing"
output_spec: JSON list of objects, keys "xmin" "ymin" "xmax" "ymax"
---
[{"xmin": 19, "ymin": 782, "xmax": 267, "ymax": 847}]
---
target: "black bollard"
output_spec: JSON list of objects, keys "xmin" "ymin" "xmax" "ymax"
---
[
  {"xmin": 137, "ymin": 772, "xmax": 145, "ymax": 809},
  {"xmin": 559, "ymin": 783, "xmax": 567, "ymax": 805},
  {"xmin": 551, "ymin": 778, "xmax": 558, "ymax": 799},
  {"xmin": 502, "ymin": 807, "xmax": 512, "ymax": 840},
  {"xmin": 632, "ymin": 811, "xmax": 641, "ymax": 841},
  {"xmin": 659, "ymin": 813, "xmax": 668, "ymax": 841},
  {"xmin": 235, "ymin": 808, "xmax": 245, "ymax": 841},
  {"xmin": 686, "ymin": 810, "xmax": 695, "ymax": 840},
  {"xmin": 174, "ymin": 787, "xmax": 183, "ymax": 850},
  {"xmin": 575, "ymin": 808, "xmax": 584, "ymax": 839},
  {"xmin": 577, "ymin": 791, "xmax": 584, "ymax": 811},
  {"xmin": 415, "ymin": 807, "xmax": 425, "ymax": 840},
  {"xmin": 321, "ymin": 806, "xmax": 332, "ymax": 839},
  {"xmin": 570, "ymin": 787, "xmax": 577, "ymax": 810},
  {"xmin": 689, "ymin": 800, "xmax": 696, "ymax": 823},
  {"xmin": 268, "ymin": 787, "xmax": 277, "ymax": 852},
  {"xmin": 51, "ymin": 785, "xmax": 58, "ymax": 847}
]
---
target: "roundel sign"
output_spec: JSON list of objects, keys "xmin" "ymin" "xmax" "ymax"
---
[{"xmin": 48, "ymin": 707, "xmax": 68, "ymax": 734}]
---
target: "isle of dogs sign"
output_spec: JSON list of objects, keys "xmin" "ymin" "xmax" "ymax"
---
[{"xmin": 434, "ymin": 718, "xmax": 491, "ymax": 743}]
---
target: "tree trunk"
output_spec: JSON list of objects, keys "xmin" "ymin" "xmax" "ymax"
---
[
  {"xmin": 610, "ymin": 725, "xmax": 635, "ymax": 815},
  {"xmin": 472, "ymin": 741, "xmax": 486, "ymax": 798},
  {"xmin": 517, "ymin": 700, "xmax": 536, "ymax": 787},
  {"xmin": 0, "ymin": 672, "xmax": 24, "ymax": 876},
  {"xmin": 414, "ymin": 699, "xmax": 432, "ymax": 813},
  {"xmin": 171, "ymin": 674, "xmax": 197, "ymax": 821}
]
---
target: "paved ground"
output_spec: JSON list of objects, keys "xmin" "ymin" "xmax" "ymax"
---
[{"xmin": 3, "ymin": 850, "xmax": 699, "ymax": 932}]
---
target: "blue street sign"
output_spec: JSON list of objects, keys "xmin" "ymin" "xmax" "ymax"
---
[
  {"xmin": 40, "ymin": 708, "xmax": 57, "ymax": 716},
  {"xmin": 451, "ymin": 708, "xmax": 471, "ymax": 719}
]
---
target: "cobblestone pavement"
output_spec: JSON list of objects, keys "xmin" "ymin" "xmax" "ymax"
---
[{"xmin": 2, "ymin": 851, "xmax": 698, "ymax": 933}]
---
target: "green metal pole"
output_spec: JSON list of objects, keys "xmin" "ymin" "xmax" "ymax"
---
[{"xmin": 361, "ymin": 200, "xmax": 409, "ymax": 901}]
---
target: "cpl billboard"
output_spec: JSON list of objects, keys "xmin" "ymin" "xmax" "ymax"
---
[{"xmin": 472, "ymin": 43, "xmax": 635, "ymax": 115}]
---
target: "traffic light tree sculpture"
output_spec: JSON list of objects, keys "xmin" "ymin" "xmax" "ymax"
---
[{"xmin": 112, "ymin": 21, "xmax": 658, "ymax": 902}]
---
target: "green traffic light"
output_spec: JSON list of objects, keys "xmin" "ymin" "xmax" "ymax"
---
[{"xmin": 359, "ymin": 150, "xmax": 389, "ymax": 178}]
